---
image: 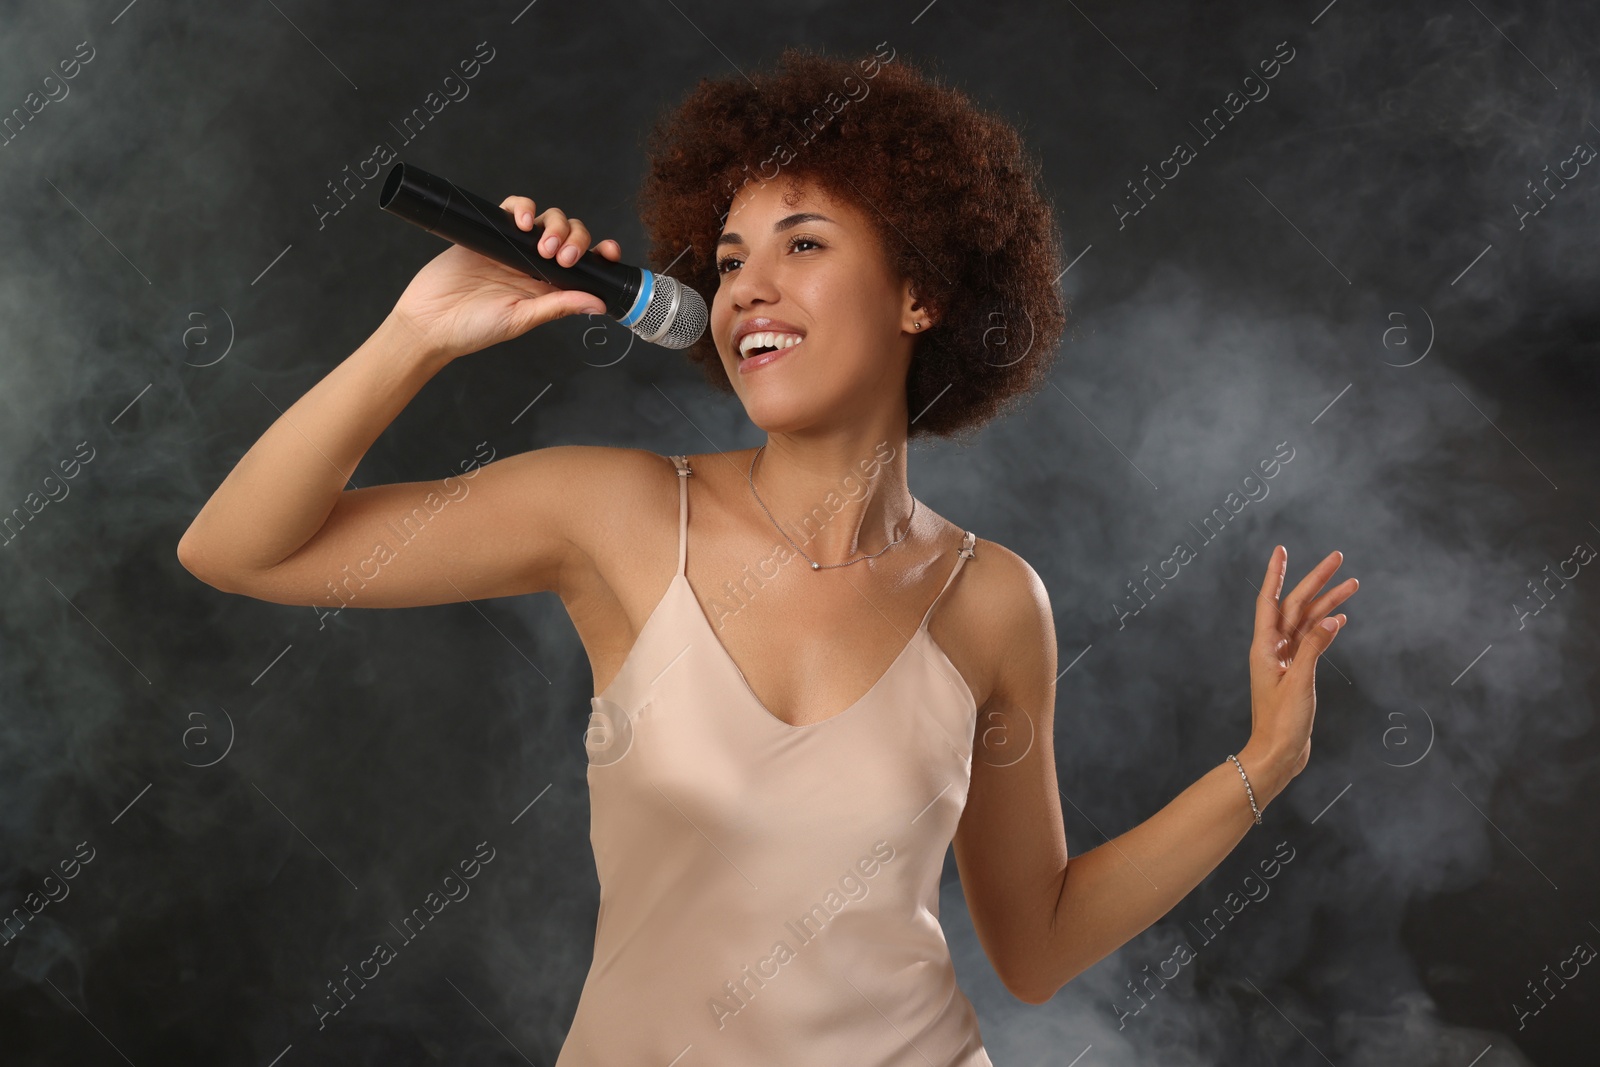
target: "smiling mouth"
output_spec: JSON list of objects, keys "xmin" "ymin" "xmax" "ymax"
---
[{"xmin": 737, "ymin": 331, "xmax": 806, "ymax": 360}]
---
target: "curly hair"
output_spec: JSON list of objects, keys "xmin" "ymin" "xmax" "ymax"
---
[{"xmin": 636, "ymin": 44, "xmax": 1067, "ymax": 444}]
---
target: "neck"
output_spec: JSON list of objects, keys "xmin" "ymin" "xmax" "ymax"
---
[{"xmin": 745, "ymin": 433, "xmax": 912, "ymax": 565}]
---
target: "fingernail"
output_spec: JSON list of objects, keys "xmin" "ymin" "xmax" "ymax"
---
[{"xmin": 1320, "ymin": 617, "xmax": 1338, "ymax": 632}]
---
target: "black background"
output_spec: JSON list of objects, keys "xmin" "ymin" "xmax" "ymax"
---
[{"xmin": 1, "ymin": 1, "xmax": 1596, "ymax": 1064}]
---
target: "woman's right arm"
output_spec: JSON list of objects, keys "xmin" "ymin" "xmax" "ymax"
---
[{"xmin": 177, "ymin": 196, "xmax": 626, "ymax": 607}]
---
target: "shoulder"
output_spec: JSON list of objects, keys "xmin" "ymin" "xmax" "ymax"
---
[
  {"xmin": 963, "ymin": 535, "xmax": 1053, "ymax": 647},
  {"xmin": 955, "ymin": 533, "xmax": 1057, "ymax": 709},
  {"xmin": 482, "ymin": 445, "xmax": 688, "ymax": 611},
  {"xmin": 485, "ymin": 444, "xmax": 679, "ymax": 564}
]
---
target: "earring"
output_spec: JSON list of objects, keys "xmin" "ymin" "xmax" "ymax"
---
[{"xmin": 913, "ymin": 321, "xmax": 922, "ymax": 330}]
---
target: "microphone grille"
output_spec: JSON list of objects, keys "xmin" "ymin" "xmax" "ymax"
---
[{"xmin": 634, "ymin": 273, "xmax": 709, "ymax": 350}]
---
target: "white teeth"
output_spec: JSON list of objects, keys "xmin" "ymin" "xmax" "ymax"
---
[{"xmin": 738, "ymin": 331, "xmax": 805, "ymax": 358}]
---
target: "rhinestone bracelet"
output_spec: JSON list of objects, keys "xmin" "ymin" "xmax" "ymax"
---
[{"xmin": 1227, "ymin": 754, "xmax": 1263, "ymax": 825}]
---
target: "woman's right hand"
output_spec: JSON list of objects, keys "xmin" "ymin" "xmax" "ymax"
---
[{"xmin": 388, "ymin": 196, "xmax": 625, "ymax": 361}]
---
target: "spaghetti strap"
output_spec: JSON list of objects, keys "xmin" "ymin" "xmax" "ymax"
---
[
  {"xmin": 918, "ymin": 530, "xmax": 977, "ymax": 631},
  {"xmin": 668, "ymin": 454, "xmax": 692, "ymax": 576}
]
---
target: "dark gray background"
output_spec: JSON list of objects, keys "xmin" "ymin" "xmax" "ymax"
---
[{"xmin": 2, "ymin": 0, "xmax": 1596, "ymax": 1064}]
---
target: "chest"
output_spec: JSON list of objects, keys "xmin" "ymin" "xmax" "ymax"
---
[
  {"xmin": 586, "ymin": 582, "xmax": 980, "ymax": 860},
  {"xmin": 679, "ymin": 561, "xmax": 968, "ymax": 728}
]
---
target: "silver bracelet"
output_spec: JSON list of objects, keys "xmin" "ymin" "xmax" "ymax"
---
[{"xmin": 1227, "ymin": 754, "xmax": 1263, "ymax": 825}]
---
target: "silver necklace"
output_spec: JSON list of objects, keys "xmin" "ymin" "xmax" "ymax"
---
[{"xmin": 746, "ymin": 444, "xmax": 916, "ymax": 571}]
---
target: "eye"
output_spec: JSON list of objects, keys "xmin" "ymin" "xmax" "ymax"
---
[{"xmin": 715, "ymin": 234, "xmax": 825, "ymax": 276}]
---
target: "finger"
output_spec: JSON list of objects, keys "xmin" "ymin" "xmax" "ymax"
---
[
  {"xmin": 1289, "ymin": 610, "xmax": 1343, "ymax": 681},
  {"xmin": 1294, "ymin": 579, "xmax": 1359, "ymax": 640},
  {"xmin": 554, "ymin": 217, "xmax": 593, "ymax": 267},
  {"xmin": 1252, "ymin": 545, "xmax": 1289, "ymax": 654},
  {"xmin": 593, "ymin": 238, "xmax": 623, "ymax": 262},
  {"xmin": 500, "ymin": 195, "xmax": 539, "ymax": 230},
  {"xmin": 515, "ymin": 289, "xmax": 608, "ymax": 332},
  {"xmin": 534, "ymin": 207, "xmax": 572, "ymax": 258},
  {"xmin": 1282, "ymin": 550, "xmax": 1345, "ymax": 635}
]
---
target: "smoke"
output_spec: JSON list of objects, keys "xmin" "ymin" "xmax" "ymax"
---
[{"xmin": 1, "ymin": 0, "xmax": 1596, "ymax": 1064}]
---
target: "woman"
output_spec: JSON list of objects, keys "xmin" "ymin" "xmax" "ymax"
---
[{"xmin": 179, "ymin": 47, "xmax": 1356, "ymax": 1066}]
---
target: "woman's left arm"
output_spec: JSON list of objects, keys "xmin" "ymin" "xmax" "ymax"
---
[{"xmin": 952, "ymin": 544, "xmax": 1357, "ymax": 1004}]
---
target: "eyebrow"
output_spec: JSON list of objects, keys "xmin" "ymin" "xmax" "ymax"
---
[{"xmin": 716, "ymin": 212, "xmax": 837, "ymax": 248}]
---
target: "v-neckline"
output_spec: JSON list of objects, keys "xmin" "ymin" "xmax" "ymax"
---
[{"xmin": 675, "ymin": 572, "xmax": 940, "ymax": 730}]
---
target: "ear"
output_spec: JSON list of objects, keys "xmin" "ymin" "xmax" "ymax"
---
[{"xmin": 902, "ymin": 278, "xmax": 937, "ymax": 334}]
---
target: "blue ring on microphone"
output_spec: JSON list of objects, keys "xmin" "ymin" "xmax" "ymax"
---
[{"xmin": 619, "ymin": 270, "xmax": 655, "ymax": 328}]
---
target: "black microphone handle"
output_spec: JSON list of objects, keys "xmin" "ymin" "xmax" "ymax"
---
[{"xmin": 378, "ymin": 162, "xmax": 642, "ymax": 319}]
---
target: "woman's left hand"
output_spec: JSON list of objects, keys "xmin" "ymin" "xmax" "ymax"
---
[{"xmin": 1246, "ymin": 545, "xmax": 1358, "ymax": 789}]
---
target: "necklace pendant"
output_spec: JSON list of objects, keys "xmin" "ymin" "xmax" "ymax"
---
[{"xmin": 810, "ymin": 560, "xmax": 821, "ymax": 570}]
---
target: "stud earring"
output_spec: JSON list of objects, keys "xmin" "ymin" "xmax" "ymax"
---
[{"xmin": 913, "ymin": 321, "xmax": 922, "ymax": 330}]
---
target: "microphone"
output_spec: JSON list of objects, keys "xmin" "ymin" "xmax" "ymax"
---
[{"xmin": 378, "ymin": 162, "xmax": 708, "ymax": 350}]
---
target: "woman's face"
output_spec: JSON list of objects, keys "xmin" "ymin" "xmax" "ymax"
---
[{"xmin": 710, "ymin": 175, "xmax": 918, "ymax": 435}]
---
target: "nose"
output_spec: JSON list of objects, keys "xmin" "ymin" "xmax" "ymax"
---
[{"xmin": 724, "ymin": 246, "xmax": 780, "ymax": 310}]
